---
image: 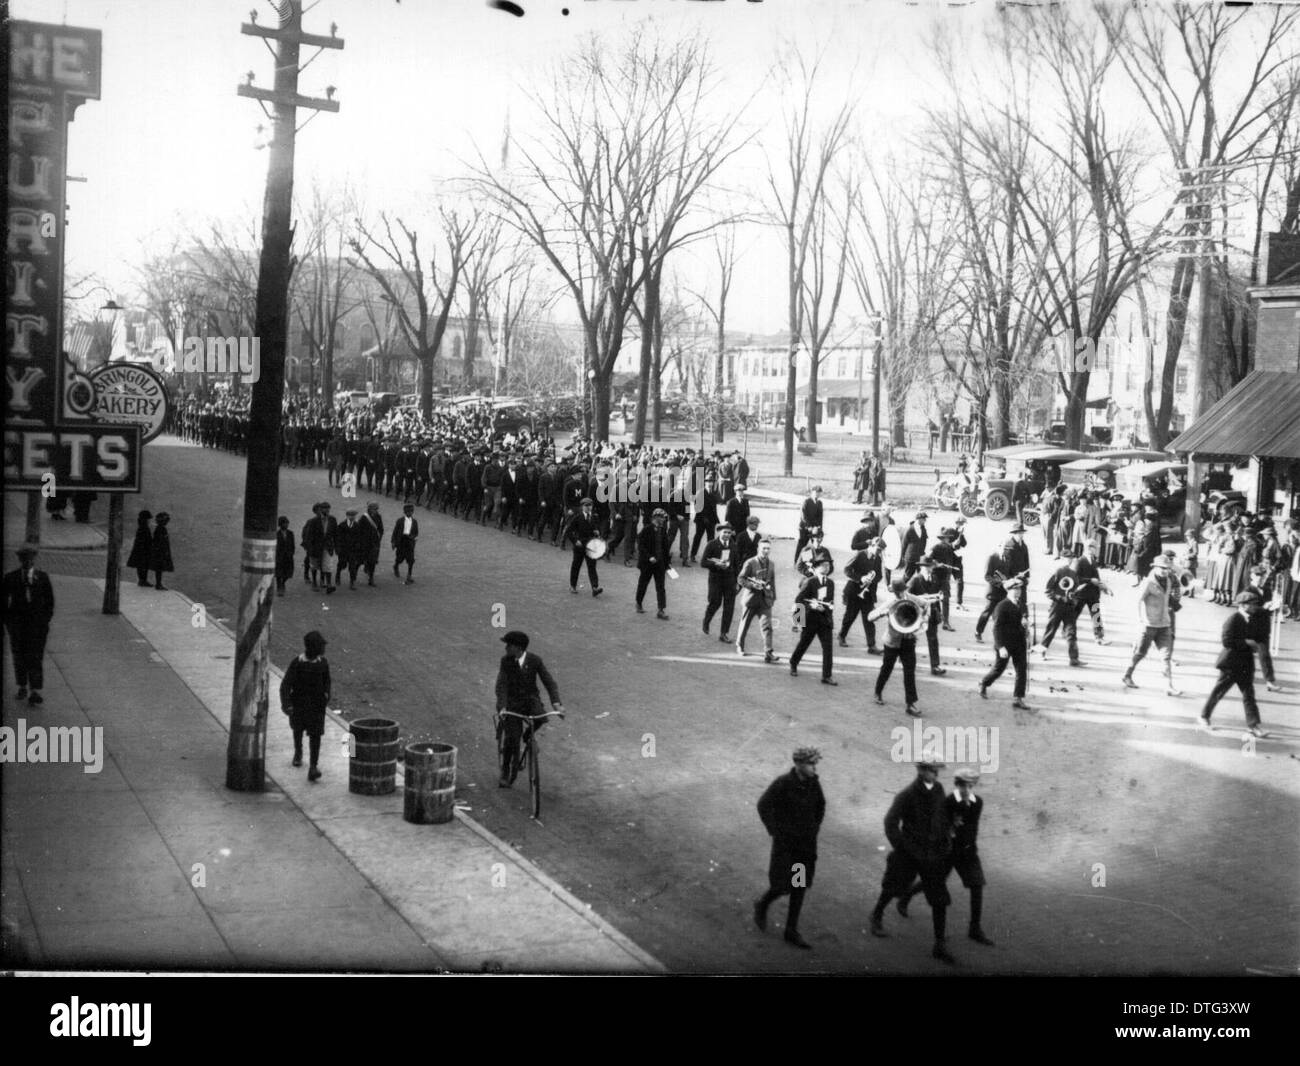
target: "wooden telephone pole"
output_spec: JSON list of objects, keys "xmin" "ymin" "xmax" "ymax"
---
[{"xmin": 227, "ymin": 0, "xmax": 342, "ymax": 792}]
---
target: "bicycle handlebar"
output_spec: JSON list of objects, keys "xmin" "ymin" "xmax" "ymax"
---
[{"xmin": 496, "ymin": 709, "xmax": 566, "ymax": 721}]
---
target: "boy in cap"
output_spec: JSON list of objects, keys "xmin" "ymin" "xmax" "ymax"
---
[
  {"xmin": 978, "ymin": 578, "xmax": 1029, "ymax": 709},
  {"xmin": 3, "ymin": 544, "xmax": 55, "ymax": 705},
  {"xmin": 280, "ymin": 630, "xmax": 331, "ymax": 781},
  {"xmin": 870, "ymin": 759, "xmax": 956, "ymax": 963},
  {"xmin": 754, "ymin": 747, "xmax": 825, "ymax": 950},
  {"xmin": 565, "ymin": 497, "xmax": 604, "ymax": 597},
  {"xmin": 495, "ymin": 631, "xmax": 565, "ymax": 787},
  {"xmin": 391, "ymin": 502, "xmax": 419, "ymax": 584},
  {"xmin": 899, "ymin": 767, "xmax": 994, "ymax": 946}
]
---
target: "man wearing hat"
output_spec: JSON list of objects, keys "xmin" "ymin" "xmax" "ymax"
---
[
  {"xmin": 851, "ymin": 509, "xmax": 882, "ymax": 551},
  {"xmin": 391, "ymin": 502, "xmax": 419, "ymax": 585},
  {"xmin": 737, "ymin": 537, "xmax": 781, "ymax": 662},
  {"xmin": 870, "ymin": 759, "xmax": 956, "ymax": 963},
  {"xmin": 1245, "ymin": 566, "xmax": 1285, "ymax": 693},
  {"xmin": 565, "ymin": 498, "xmax": 605, "ymax": 597},
  {"xmin": 335, "ymin": 508, "xmax": 365, "ymax": 590},
  {"xmin": 979, "ymin": 578, "xmax": 1029, "ymax": 708},
  {"xmin": 3, "ymin": 544, "xmax": 56, "ymax": 706},
  {"xmin": 789, "ymin": 554, "xmax": 837, "ymax": 684},
  {"xmin": 494, "ymin": 631, "xmax": 565, "ymax": 788},
  {"xmin": 754, "ymin": 746, "xmax": 826, "ymax": 950},
  {"xmin": 900, "ymin": 511, "xmax": 929, "ymax": 579},
  {"xmin": 1199, "ymin": 593, "xmax": 1267, "ymax": 737},
  {"xmin": 636, "ymin": 508, "xmax": 673, "ymax": 619},
  {"xmin": 724, "ymin": 484, "xmax": 751, "ymax": 536},
  {"xmin": 929, "ymin": 527, "xmax": 960, "ymax": 630},
  {"xmin": 795, "ymin": 529, "xmax": 834, "ymax": 580},
  {"xmin": 839, "ymin": 536, "xmax": 884, "ymax": 652},
  {"xmin": 867, "ymin": 577, "xmax": 923, "ymax": 716},
  {"xmin": 974, "ymin": 526, "xmax": 1030, "ymax": 642},
  {"xmin": 899, "ymin": 767, "xmax": 994, "ymax": 946},
  {"xmin": 359, "ymin": 502, "xmax": 384, "ymax": 587},
  {"xmin": 689, "ymin": 472, "xmax": 722, "ymax": 564},
  {"xmin": 906, "ymin": 555, "xmax": 947, "ymax": 676},
  {"xmin": 1122, "ymin": 555, "xmax": 1181, "ymax": 695},
  {"xmin": 794, "ymin": 485, "xmax": 825, "ymax": 567},
  {"xmin": 280, "ymin": 630, "xmax": 331, "ymax": 782},
  {"xmin": 1033, "ymin": 546, "xmax": 1085, "ymax": 666},
  {"xmin": 701, "ymin": 524, "xmax": 741, "ymax": 642}
]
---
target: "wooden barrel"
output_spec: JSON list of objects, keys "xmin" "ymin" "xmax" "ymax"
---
[
  {"xmin": 349, "ymin": 717, "xmax": 399, "ymax": 796},
  {"xmin": 403, "ymin": 742, "xmax": 457, "ymax": 824}
]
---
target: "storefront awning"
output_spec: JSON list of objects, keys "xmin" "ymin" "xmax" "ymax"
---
[{"xmin": 1167, "ymin": 370, "xmax": 1300, "ymax": 461}]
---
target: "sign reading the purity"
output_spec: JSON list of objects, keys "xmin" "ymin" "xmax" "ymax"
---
[{"xmin": 4, "ymin": 21, "xmax": 140, "ymax": 491}]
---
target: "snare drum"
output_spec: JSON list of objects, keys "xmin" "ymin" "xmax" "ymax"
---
[{"xmin": 585, "ymin": 537, "xmax": 608, "ymax": 560}]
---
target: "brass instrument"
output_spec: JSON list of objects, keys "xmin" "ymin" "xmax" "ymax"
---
[
  {"xmin": 991, "ymin": 568, "xmax": 1031, "ymax": 589},
  {"xmin": 888, "ymin": 597, "xmax": 928, "ymax": 635},
  {"xmin": 1057, "ymin": 575, "xmax": 1076, "ymax": 595}
]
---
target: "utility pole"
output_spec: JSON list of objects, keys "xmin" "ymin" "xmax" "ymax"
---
[{"xmin": 227, "ymin": 0, "xmax": 342, "ymax": 792}]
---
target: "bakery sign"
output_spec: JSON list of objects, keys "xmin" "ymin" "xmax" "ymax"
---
[
  {"xmin": 88, "ymin": 363, "xmax": 170, "ymax": 444},
  {"xmin": 4, "ymin": 20, "xmax": 142, "ymax": 492}
]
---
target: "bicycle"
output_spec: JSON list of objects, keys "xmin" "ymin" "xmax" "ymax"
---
[{"xmin": 495, "ymin": 708, "xmax": 566, "ymax": 819}]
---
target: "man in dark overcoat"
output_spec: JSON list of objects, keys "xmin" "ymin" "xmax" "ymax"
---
[{"xmin": 753, "ymin": 747, "xmax": 826, "ymax": 950}]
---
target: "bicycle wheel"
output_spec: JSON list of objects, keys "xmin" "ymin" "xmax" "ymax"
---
[{"xmin": 527, "ymin": 731, "xmax": 541, "ymax": 819}]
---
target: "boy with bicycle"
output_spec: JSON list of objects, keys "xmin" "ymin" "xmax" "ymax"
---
[{"xmin": 495, "ymin": 631, "xmax": 565, "ymax": 788}]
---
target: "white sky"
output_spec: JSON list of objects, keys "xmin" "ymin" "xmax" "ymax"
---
[{"xmin": 11, "ymin": 0, "xmax": 1290, "ymax": 336}]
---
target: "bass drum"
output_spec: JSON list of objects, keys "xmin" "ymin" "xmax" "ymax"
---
[
  {"xmin": 585, "ymin": 537, "xmax": 608, "ymax": 560},
  {"xmin": 881, "ymin": 523, "xmax": 902, "ymax": 572}
]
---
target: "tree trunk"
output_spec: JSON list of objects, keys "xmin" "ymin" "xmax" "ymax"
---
[
  {"xmin": 807, "ymin": 350, "xmax": 820, "ymax": 444},
  {"xmin": 1150, "ymin": 255, "xmax": 1197, "ymax": 449},
  {"xmin": 420, "ymin": 347, "xmax": 433, "ymax": 421},
  {"xmin": 1063, "ymin": 379, "xmax": 1087, "ymax": 450},
  {"xmin": 994, "ymin": 363, "xmax": 1014, "ymax": 447},
  {"xmin": 714, "ymin": 319, "xmax": 726, "ymax": 445},
  {"xmin": 890, "ymin": 391, "xmax": 907, "ymax": 448},
  {"xmin": 634, "ymin": 319, "xmax": 650, "ymax": 446}
]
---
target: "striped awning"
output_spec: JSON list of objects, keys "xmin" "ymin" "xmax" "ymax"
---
[{"xmin": 1167, "ymin": 370, "xmax": 1300, "ymax": 461}]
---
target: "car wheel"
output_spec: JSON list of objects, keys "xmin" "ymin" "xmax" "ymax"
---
[
  {"xmin": 985, "ymin": 491, "xmax": 1010, "ymax": 521},
  {"xmin": 959, "ymin": 492, "xmax": 981, "ymax": 518}
]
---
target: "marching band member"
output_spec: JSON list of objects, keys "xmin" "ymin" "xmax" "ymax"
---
[
  {"xmin": 929, "ymin": 528, "xmax": 960, "ymax": 630},
  {"xmin": 737, "ymin": 538, "xmax": 781, "ymax": 663},
  {"xmin": 566, "ymin": 497, "xmax": 604, "ymax": 597},
  {"xmin": 635, "ymin": 507, "xmax": 673, "ymax": 619},
  {"xmin": 838, "ymin": 537, "xmax": 884, "ymax": 652},
  {"xmin": 1033, "ymin": 546, "xmax": 1084, "ymax": 665},
  {"xmin": 868, "ymin": 577, "xmax": 923, "ymax": 717},
  {"xmin": 905, "ymin": 556, "xmax": 947, "ymax": 676},
  {"xmin": 974, "ymin": 524, "xmax": 1029, "ymax": 642},
  {"xmin": 795, "ymin": 530, "xmax": 833, "ymax": 579},
  {"xmin": 978, "ymin": 577, "xmax": 1029, "ymax": 709},
  {"xmin": 794, "ymin": 485, "xmax": 825, "ymax": 566},
  {"xmin": 789, "ymin": 555, "xmax": 837, "ymax": 685},
  {"xmin": 1122, "ymin": 556, "xmax": 1181, "ymax": 696},
  {"xmin": 701, "ymin": 525, "xmax": 740, "ymax": 642}
]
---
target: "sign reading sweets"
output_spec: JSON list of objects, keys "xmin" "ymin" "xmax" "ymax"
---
[{"xmin": 4, "ymin": 21, "xmax": 142, "ymax": 492}]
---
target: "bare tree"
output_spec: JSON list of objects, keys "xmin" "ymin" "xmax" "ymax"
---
[
  {"xmin": 799, "ymin": 175, "xmax": 852, "ymax": 444},
  {"xmin": 186, "ymin": 216, "xmax": 261, "ymax": 339},
  {"xmin": 767, "ymin": 44, "xmax": 855, "ymax": 473},
  {"xmin": 690, "ymin": 225, "xmax": 739, "ymax": 444},
  {"xmin": 349, "ymin": 206, "xmax": 479, "ymax": 420},
  {"xmin": 1101, "ymin": 1, "xmax": 1300, "ymax": 446},
  {"xmin": 293, "ymin": 183, "xmax": 364, "ymax": 402}
]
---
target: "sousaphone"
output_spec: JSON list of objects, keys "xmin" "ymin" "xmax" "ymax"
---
[{"xmin": 888, "ymin": 596, "xmax": 928, "ymax": 635}]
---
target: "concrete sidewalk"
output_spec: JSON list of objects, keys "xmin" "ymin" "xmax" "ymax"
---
[
  {"xmin": 4, "ymin": 491, "xmax": 106, "ymax": 552},
  {"xmin": 1, "ymin": 576, "xmax": 663, "ymax": 973}
]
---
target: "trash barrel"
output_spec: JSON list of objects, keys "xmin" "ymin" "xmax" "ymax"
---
[
  {"xmin": 349, "ymin": 717, "xmax": 399, "ymax": 795},
  {"xmin": 403, "ymin": 742, "xmax": 457, "ymax": 824}
]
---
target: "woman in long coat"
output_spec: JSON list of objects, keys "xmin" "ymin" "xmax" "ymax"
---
[
  {"xmin": 126, "ymin": 510, "xmax": 153, "ymax": 586},
  {"xmin": 280, "ymin": 630, "xmax": 330, "ymax": 782},
  {"xmin": 150, "ymin": 511, "xmax": 174, "ymax": 590},
  {"xmin": 1231, "ymin": 525, "xmax": 1259, "ymax": 599}
]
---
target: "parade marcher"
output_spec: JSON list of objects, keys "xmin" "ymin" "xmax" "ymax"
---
[
  {"xmin": 1246, "ymin": 566, "xmax": 1285, "ymax": 693},
  {"xmin": 3, "ymin": 544, "xmax": 55, "ymax": 706},
  {"xmin": 870, "ymin": 760, "xmax": 956, "ymax": 964},
  {"xmin": 838, "ymin": 537, "xmax": 883, "ymax": 652},
  {"xmin": 734, "ymin": 515, "xmax": 763, "ymax": 569},
  {"xmin": 794, "ymin": 485, "xmax": 825, "ymax": 566},
  {"xmin": 690, "ymin": 474, "xmax": 721, "ymax": 562},
  {"xmin": 280, "ymin": 630, "xmax": 331, "ymax": 782},
  {"xmin": 794, "ymin": 530, "xmax": 833, "ymax": 579},
  {"xmin": 392, "ymin": 502, "xmax": 419, "ymax": 585},
  {"xmin": 950, "ymin": 517, "xmax": 969, "ymax": 609},
  {"xmin": 974, "ymin": 525, "xmax": 1029, "ymax": 641},
  {"xmin": 150, "ymin": 511, "xmax": 174, "ymax": 591},
  {"xmin": 566, "ymin": 497, "xmax": 605, "ymax": 597},
  {"xmin": 905, "ymin": 555, "xmax": 947, "ymax": 676},
  {"xmin": 737, "ymin": 538, "xmax": 781, "ymax": 663},
  {"xmin": 978, "ymin": 578, "xmax": 1029, "ymax": 709},
  {"xmin": 635, "ymin": 507, "xmax": 673, "ymax": 619},
  {"xmin": 929, "ymin": 527, "xmax": 960, "ymax": 630},
  {"xmin": 494, "ymin": 631, "xmax": 565, "ymax": 788},
  {"xmin": 301, "ymin": 504, "xmax": 321, "ymax": 587},
  {"xmin": 1122, "ymin": 556, "xmax": 1181, "ymax": 696},
  {"xmin": 360, "ymin": 502, "xmax": 383, "ymax": 586},
  {"xmin": 335, "ymin": 508, "xmax": 364, "ymax": 589},
  {"xmin": 127, "ymin": 510, "xmax": 154, "ymax": 587},
  {"xmin": 754, "ymin": 747, "xmax": 826, "ymax": 950},
  {"xmin": 868, "ymin": 578, "xmax": 922, "ymax": 717},
  {"xmin": 725, "ymin": 483, "xmax": 751, "ymax": 535},
  {"xmin": 314, "ymin": 502, "xmax": 339, "ymax": 594},
  {"xmin": 701, "ymin": 525, "xmax": 740, "ymax": 642},
  {"xmin": 1074, "ymin": 539, "xmax": 1111, "ymax": 645},
  {"xmin": 1033, "ymin": 547, "xmax": 1084, "ymax": 666},
  {"xmin": 274, "ymin": 516, "xmax": 295, "ymax": 596},
  {"xmin": 789, "ymin": 556, "xmax": 837, "ymax": 685},
  {"xmin": 851, "ymin": 509, "xmax": 881, "ymax": 551},
  {"xmin": 900, "ymin": 766, "xmax": 994, "ymax": 946},
  {"xmin": 899, "ymin": 511, "xmax": 929, "ymax": 579},
  {"xmin": 1198, "ymin": 592, "xmax": 1268, "ymax": 737}
]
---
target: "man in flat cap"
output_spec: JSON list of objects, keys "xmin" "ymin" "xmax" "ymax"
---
[
  {"xmin": 978, "ymin": 577, "xmax": 1029, "ymax": 709},
  {"xmin": 494, "ymin": 632, "xmax": 565, "ymax": 788},
  {"xmin": 3, "ymin": 544, "xmax": 55, "ymax": 706},
  {"xmin": 391, "ymin": 502, "xmax": 419, "ymax": 585},
  {"xmin": 1123, "ymin": 555, "xmax": 1181, "ymax": 696},
  {"xmin": 794, "ymin": 484, "xmax": 824, "ymax": 567},
  {"xmin": 900, "ymin": 510, "xmax": 929, "ymax": 580},
  {"xmin": 1198, "ymin": 591, "xmax": 1268, "ymax": 737},
  {"xmin": 754, "ymin": 746, "xmax": 826, "ymax": 950},
  {"xmin": 870, "ymin": 759, "xmax": 956, "ymax": 963},
  {"xmin": 905, "ymin": 554, "xmax": 947, "ymax": 676},
  {"xmin": 565, "ymin": 497, "xmax": 604, "ymax": 597}
]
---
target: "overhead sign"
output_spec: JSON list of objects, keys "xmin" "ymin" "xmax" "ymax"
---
[
  {"xmin": 4, "ymin": 21, "xmax": 139, "ymax": 491},
  {"xmin": 88, "ymin": 362, "xmax": 170, "ymax": 444}
]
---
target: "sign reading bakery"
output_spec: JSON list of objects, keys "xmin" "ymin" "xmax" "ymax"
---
[
  {"xmin": 88, "ymin": 363, "xmax": 170, "ymax": 443},
  {"xmin": 4, "ymin": 22, "xmax": 128, "ymax": 489}
]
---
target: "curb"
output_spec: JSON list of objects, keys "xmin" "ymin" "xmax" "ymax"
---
[{"xmin": 120, "ymin": 580, "xmax": 666, "ymax": 974}]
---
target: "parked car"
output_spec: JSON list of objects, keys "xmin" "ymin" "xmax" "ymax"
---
[{"xmin": 976, "ymin": 446, "xmax": 1088, "ymax": 520}]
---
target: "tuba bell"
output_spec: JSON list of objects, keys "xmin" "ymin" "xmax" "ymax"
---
[
  {"xmin": 1057, "ymin": 575, "xmax": 1076, "ymax": 595},
  {"xmin": 1177, "ymin": 569, "xmax": 1194, "ymax": 593},
  {"xmin": 889, "ymin": 596, "xmax": 928, "ymax": 635}
]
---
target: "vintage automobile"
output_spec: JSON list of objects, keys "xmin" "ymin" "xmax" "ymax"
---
[
  {"xmin": 1058, "ymin": 457, "xmax": 1119, "ymax": 492},
  {"xmin": 971, "ymin": 446, "xmax": 1088, "ymax": 521},
  {"xmin": 1116, "ymin": 460, "xmax": 1188, "ymax": 534}
]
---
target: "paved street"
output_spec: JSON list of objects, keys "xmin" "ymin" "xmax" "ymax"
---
[{"xmin": 46, "ymin": 435, "xmax": 1300, "ymax": 974}]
